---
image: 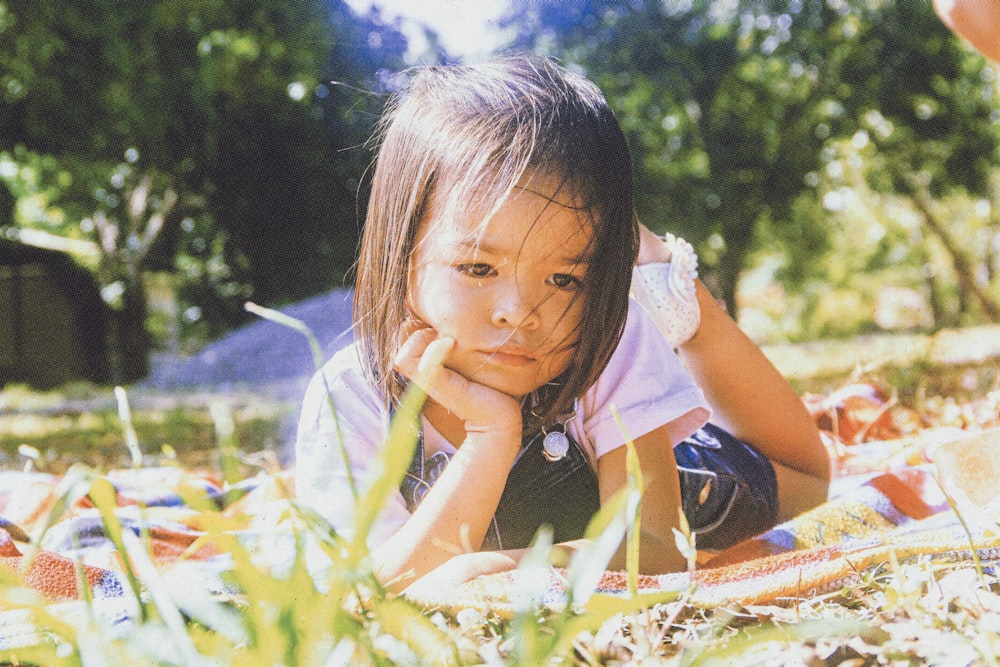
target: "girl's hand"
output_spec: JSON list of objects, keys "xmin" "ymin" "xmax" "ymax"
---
[
  {"xmin": 402, "ymin": 551, "xmax": 518, "ymax": 600},
  {"xmin": 394, "ymin": 325, "xmax": 522, "ymax": 436}
]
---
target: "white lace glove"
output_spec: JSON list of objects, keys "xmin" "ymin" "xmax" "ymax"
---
[{"xmin": 630, "ymin": 233, "xmax": 700, "ymax": 348}]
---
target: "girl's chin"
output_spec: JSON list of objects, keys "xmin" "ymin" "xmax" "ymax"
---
[
  {"xmin": 470, "ymin": 375, "xmax": 534, "ymax": 398},
  {"xmin": 466, "ymin": 368, "xmax": 557, "ymax": 400},
  {"xmin": 448, "ymin": 352, "xmax": 569, "ymax": 398}
]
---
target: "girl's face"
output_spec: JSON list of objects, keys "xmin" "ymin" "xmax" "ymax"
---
[{"xmin": 407, "ymin": 177, "xmax": 592, "ymax": 399}]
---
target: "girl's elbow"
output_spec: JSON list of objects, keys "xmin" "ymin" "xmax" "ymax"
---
[{"xmin": 370, "ymin": 535, "xmax": 436, "ymax": 592}]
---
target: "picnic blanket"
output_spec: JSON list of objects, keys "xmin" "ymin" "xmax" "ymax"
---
[
  {"xmin": 3, "ymin": 466, "xmax": 305, "ymax": 578},
  {"xmin": 1, "ymin": 426, "xmax": 999, "ymax": 638},
  {"xmin": 0, "ymin": 464, "xmax": 304, "ymax": 651}
]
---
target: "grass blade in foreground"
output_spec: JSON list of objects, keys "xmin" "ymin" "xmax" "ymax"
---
[{"xmin": 244, "ymin": 301, "xmax": 357, "ymax": 498}]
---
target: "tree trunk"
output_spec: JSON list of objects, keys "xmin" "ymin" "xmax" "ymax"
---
[
  {"xmin": 93, "ymin": 174, "xmax": 181, "ymax": 385},
  {"xmin": 912, "ymin": 196, "xmax": 1000, "ymax": 323},
  {"xmin": 108, "ymin": 278, "xmax": 151, "ymax": 385}
]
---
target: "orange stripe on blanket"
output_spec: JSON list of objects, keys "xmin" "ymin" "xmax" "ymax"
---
[
  {"xmin": 706, "ymin": 468, "xmax": 948, "ymax": 566},
  {"xmin": 146, "ymin": 523, "xmax": 220, "ymax": 562},
  {"xmin": 865, "ymin": 467, "xmax": 944, "ymax": 520},
  {"xmin": 0, "ymin": 532, "xmax": 122, "ymax": 601},
  {"xmin": 0, "ymin": 472, "xmax": 60, "ymax": 528}
]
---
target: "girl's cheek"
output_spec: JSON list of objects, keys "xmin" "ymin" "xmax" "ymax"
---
[{"xmin": 429, "ymin": 318, "xmax": 460, "ymax": 343}]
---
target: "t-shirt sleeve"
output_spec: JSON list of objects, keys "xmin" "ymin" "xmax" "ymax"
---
[
  {"xmin": 294, "ymin": 346, "xmax": 411, "ymax": 546},
  {"xmin": 577, "ymin": 300, "xmax": 711, "ymax": 459}
]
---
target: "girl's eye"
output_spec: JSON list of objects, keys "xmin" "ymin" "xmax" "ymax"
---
[
  {"xmin": 549, "ymin": 273, "xmax": 583, "ymax": 290},
  {"xmin": 456, "ymin": 263, "xmax": 496, "ymax": 278}
]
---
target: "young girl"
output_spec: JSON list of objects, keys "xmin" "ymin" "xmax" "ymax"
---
[{"xmin": 295, "ymin": 55, "xmax": 829, "ymax": 590}]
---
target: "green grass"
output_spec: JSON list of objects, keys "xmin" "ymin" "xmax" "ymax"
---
[
  {"xmin": 0, "ymin": 384, "xmax": 294, "ymax": 474},
  {"xmin": 1, "ymin": 317, "xmax": 999, "ymax": 664},
  {"xmin": 763, "ymin": 323, "xmax": 1000, "ymax": 401}
]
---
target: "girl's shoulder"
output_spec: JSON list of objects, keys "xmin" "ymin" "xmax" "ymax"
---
[
  {"xmin": 574, "ymin": 300, "xmax": 710, "ymax": 455},
  {"xmin": 300, "ymin": 343, "xmax": 387, "ymax": 427},
  {"xmin": 598, "ymin": 299, "xmax": 681, "ymax": 376},
  {"xmin": 306, "ymin": 343, "xmax": 368, "ymax": 394},
  {"xmin": 318, "ymin": 342, "xmax": 367, "ymax": 377}
]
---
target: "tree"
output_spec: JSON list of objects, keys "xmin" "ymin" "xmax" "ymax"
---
[
  {"xmin": 502, "ymin": 0, "xmax": 1000, "ymax": 330},
  {"xmin": 0, "ymin": 0, "xmax": 408, "ymax": 375},
  {"xmin": 768, "ymin": 0, "xmax": 1000, "ymax": 331}
]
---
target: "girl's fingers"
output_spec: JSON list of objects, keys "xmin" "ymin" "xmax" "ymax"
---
[
  {"xmin": 394, "ymin": 328, "xmax": 460, "ymax": 398},
  {"xmin": 394, "ymin": 329, "xmax": 521, "ymax": 432},
  {"xmin": 416, "ymin": 336, "xmax": 455, "ymax": 386},
  {"xmin": 396, "ymin": 316, "xmax": 428, "ymax": 349},
  {"xmin": 393, "ymin": 327, "xmax": 439, "ymax": 382},
  {"xmin": 407, "ymin": 336, "xmax": 475, "ymax": 410}
]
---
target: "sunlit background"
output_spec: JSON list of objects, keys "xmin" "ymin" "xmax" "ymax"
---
[
  {"xmin": 343, "ymin": 0, "xmax": 511, "ymax": 60},
  {"xmin": 1, "ymin": 0, "xmax": 998, "ymax": 390}
]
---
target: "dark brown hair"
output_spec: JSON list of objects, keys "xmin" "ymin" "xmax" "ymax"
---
[{"xmin": 354, "ymin": 54, "xmax": 638, "ymax": 430}]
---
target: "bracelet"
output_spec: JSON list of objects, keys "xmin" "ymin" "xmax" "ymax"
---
[{"xmin": 630, "ymin": 233, "xmax": 701, "ymax": 348}]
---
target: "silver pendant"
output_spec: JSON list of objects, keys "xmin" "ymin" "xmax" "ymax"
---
[{"xmin": 542, "ymin": 430, "xmax": 570, "ymax": 462}]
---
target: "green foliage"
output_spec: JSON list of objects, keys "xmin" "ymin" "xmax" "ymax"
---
[
  {"xmin": 0, "ymin": 0, "xmax": 411, "ymax": 345},
  {"xmin": 504, "ymin": 0, "xmax": 1000, "ymax": 340},
  {"xmin": 5, "ymin": 0, "xmax": 999, "ymax": 350}
]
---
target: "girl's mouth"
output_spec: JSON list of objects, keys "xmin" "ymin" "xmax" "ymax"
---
[{"xmin": 482, "ymin": 345, "xmax": 536, "ymax": 366}]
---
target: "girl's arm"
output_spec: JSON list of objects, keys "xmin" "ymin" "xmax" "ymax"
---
[
  {"xmin": 680, "ymin": 280, "xmax": 830, "ymax": 519},
  {"xmin": 596, "ymin": 423, "xmax": 689, "ymax": 573},
  {"xmin": 372, "ymin": 331, "xmax": 524, "ymax": 590},
  {"xmin": 404, "ymin": 421, "xmax": 691, "ymax": 599},
  {"xmin": 404, "ymin": 421, "xmax": 692, "ymax": 594},
  {"xmin": 639, "ymin": 224, "xmax": 830, "ymax": 521},
  {"xmin": 372, "ymin": 427, "xmax": 521, "ymax": 589}
]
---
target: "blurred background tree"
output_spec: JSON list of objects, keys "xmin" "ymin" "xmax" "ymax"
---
[
  {"xmin": 0, "ymin": 0, "xmax": 407, "ymax": 379},
  {"xmin": 503, "ymin": 0, "xmax": 1000, "ymax": 341},
  {"xmin": 1, "ymin": 0, "xmax": 998, "ymax": 385}
]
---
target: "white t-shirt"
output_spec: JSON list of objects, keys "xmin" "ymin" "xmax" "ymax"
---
[{"xmin": 294, "ymin": 299, "xmax": 711, "ymax": 546}]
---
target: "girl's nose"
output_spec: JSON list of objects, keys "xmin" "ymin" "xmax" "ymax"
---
[{"xmin": 491, "ymin": 287, "xmax": 541, "ymax": 330}]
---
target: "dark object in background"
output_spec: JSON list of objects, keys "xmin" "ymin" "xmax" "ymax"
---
[{"xmin": 0, "ymin": 238, "xmax": 121, "ymax": 388}]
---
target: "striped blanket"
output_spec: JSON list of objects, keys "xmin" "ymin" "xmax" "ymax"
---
[
  {"xmin": 1, "ymin": 428, "xmax": 998, "ymax": 637},
  {"xmin": 0, "ymin": 464, "xmax": 297, "ymax": 651}
]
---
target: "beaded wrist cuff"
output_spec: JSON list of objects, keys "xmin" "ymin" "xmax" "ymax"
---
[{"xmin": 630, "ymin": 233, "xmax": 700, "ymax": 348}]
